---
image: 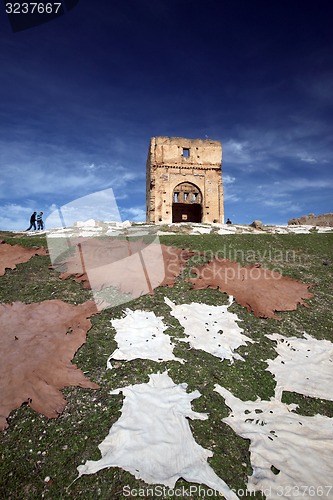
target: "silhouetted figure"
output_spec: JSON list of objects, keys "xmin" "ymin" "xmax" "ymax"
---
[
  {"xmin": 226, "ymin": 218, "xmax": 232, "ymax": 224},
  {"xmin": 26, "ymin": 212, "xmax": 37, "ymax": 231}
]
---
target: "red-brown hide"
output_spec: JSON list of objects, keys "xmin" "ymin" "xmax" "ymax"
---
[
  {"xmin": 0, "ymin": 240, "xmax": 48, "ymax": 276},
  {"xmin": 50, "ymin": 239, "xmax": 197, "ymax": 296},
  {"xmin": 0, "ymin": 300, "xmax": 99, "ymax": 430},
  {"xmin": 189, "ymin": 259, "xmax": 314, "ymax": 320}
]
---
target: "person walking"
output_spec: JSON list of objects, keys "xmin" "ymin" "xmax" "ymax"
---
[
  {"xmin": 26, "ymin": 212, "xmax": 37, "ymax": 231},
  {"xmin": 37, "ymin": 212, "xmax": 44, "ymax": 230}
]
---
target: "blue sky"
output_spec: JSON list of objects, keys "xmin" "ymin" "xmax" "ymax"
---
[{"xmin": 0, "ymin": 0, "xmax": 332, "ymax": 230}]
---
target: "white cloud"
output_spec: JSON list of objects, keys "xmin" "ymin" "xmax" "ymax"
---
[
  {"xmin": 298, "ymin": 70, "xmax": 333, "ymax": 104},
  {"xmin": 120, "ymin": 206, "xmax": 146, "ymax": 222},
  {"xmin": 0, "ymin": 203, "xmax": 35, "ymax": 231},
  {"xmin": 223, "ymin": 174, "xmax": 236, "ymax": 185},
  {"xmin": 262, "ymin": 199, "xmax": 302, "ymax": 213},
  {"xmin": 224, "ymin": 192, "xmax": 240, "ymax": 203},
  {"xmin": 297, "ymin": 154, "xmax": 317, "ymax": 163},
  {"xmin": 242, "ymin": 185, "xmax": 303, "ymax": 214},
  {"xmin": 0, "ymin": 136, "xmax": 141, "ymax": 203},
  {"xmin": 83, "ymin": 163, "xmax": 98, "ymax": 171},
  {"xmin": 223, "ymin": 120, "xmax": 331, "ymax": 178},
  {"xmin": 45, "ymin": 188, "xmax": 121, "ymax": 228},
  {"xmin": 223, "ymin": 175, "xmax": 239, "ymax": 203},
  {"xmin": 0, "ymin": 188, "xmax": 127, "ymax": 231},
  {"xmin": 223, "ymin": 139, "xmax": 251, "ymax": 164},
  {"xmin": 274, "ymin": 178, "xmax": 331, "ymax": 192}
]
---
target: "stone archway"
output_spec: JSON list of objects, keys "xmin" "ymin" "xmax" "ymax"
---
[{"xmin": 172, "ymin": 182, "xmax": 202, "ymax": 223}]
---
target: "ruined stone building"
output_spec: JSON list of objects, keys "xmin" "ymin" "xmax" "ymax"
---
[
  {"xmin": 288, "ymin": 213, "xmax": 333, "ymax": 227},
  {"xmin": 146, "ymin": 136, "xmax": 223, "ymax": 224}
]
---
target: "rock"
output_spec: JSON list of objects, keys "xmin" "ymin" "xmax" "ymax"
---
[
  {"xmin": 288, "ymin": 213, "xmax": 333, "ymax": 227},
  {"xmin": 288, "ymin": 218, "xmax": 300, "ymax": 225},
  {"xmin": 250, "ymin": 220, "xmax": 263, "ymax": 229}
]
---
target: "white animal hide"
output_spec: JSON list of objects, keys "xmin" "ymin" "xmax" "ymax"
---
[
  {"xmin": 107, "ymin": 309, "xmax": 183, "ymax": 368},
  {"xmin": 215, "ymin": 384, "xmax": 333, "ymax": 499},
  {"xmin": 77, "ymin": 372, "xmax": 238, "ymax": 499},
  {"xmin": 165, "ymin": 296, "xmax": 253, "ymax": 362},
  {"xmin": 266, "ymin": 333, "xmax": 333, "ymax": 401}
]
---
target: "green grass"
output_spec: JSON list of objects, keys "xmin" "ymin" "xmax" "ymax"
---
[{"xmin": 0, "ymin": 232, "xmax": 333, "ymax": 499}]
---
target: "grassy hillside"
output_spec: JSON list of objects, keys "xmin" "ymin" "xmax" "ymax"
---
[{"xmin": 1, "ymin": 231, "xmax": 332, "ymax": 499}]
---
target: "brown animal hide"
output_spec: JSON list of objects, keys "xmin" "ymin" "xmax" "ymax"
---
[
  {"xmin": 0, "ymin": 241, "xmax": 48, "ymax": 276},
  {"xmin": 189, "ymin": 259, "xmax": 314, "ymax": 320},
  {"xmin": 0, "ymin": 300, "xmax": 99, "ymax": 430},
  {"xmin": 50, "ymin": 239, "xmax": 197, "ymax": 297}
]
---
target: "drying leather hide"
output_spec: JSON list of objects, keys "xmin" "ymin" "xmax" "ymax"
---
[
  {"xmin": 50, "ymin": 239, "xmax": 197, "ymax": 308},
  {"xmin": 266, "ymin": 333, "xmax": 333, "ymax": 401},
  {"xmin": 107, "ymin": 308, "xmax": 183, "ymax": 368},
  {"xmin": 165, "ymin": 296, "xmax": 253, "ymax": 362},
  {"xmin": 77, "ymin": 372, "xmax": 238, "ymax": 499},
  {"xmin": 0, "ymin": 240, "xmax": 47, "ymax": 276},
  {"xmin": 189, "ymin": 258, "xmax": 314, "ymax": 319},
  {"xmin": 0, "ymin": 300, "xmax": 99, "ymax": 430},
  {"xmin": 215, "ymin": 385, "xmax": 333, "ymax": 499}
]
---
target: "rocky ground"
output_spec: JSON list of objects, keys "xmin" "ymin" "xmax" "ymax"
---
[{"xmin": 17, "ymin": 219, "xmax": 333, "ymax": 239}]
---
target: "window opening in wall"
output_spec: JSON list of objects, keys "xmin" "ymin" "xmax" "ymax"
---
[
  {"xmin": 184, "ymin": 192, "xmax": 188, "ymax": 200},
  {"xmin": 174, "ymin": 192, "xmax": 179, "ymax": 202},
  {"xmin": 182, "ymin": 148, "xmax": 190, "ymax": 158}
]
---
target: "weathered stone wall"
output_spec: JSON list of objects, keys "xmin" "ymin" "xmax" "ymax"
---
[
  {"xmin": 146, "ymin": 136, "xmax": 223, "ymax": 224},
  {"xmin": 288, "ymin": 213, "xmax": 333, "ymax": 227}
]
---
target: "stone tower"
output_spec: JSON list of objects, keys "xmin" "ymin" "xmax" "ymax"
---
[{"xmin": 146, "ymin": 136, "xmax": 223, "ymax": 224}]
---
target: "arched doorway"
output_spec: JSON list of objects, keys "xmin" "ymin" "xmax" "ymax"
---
[{"xmin": 172, "ymin": 182, "xmax": 202, "ymax": 223}]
